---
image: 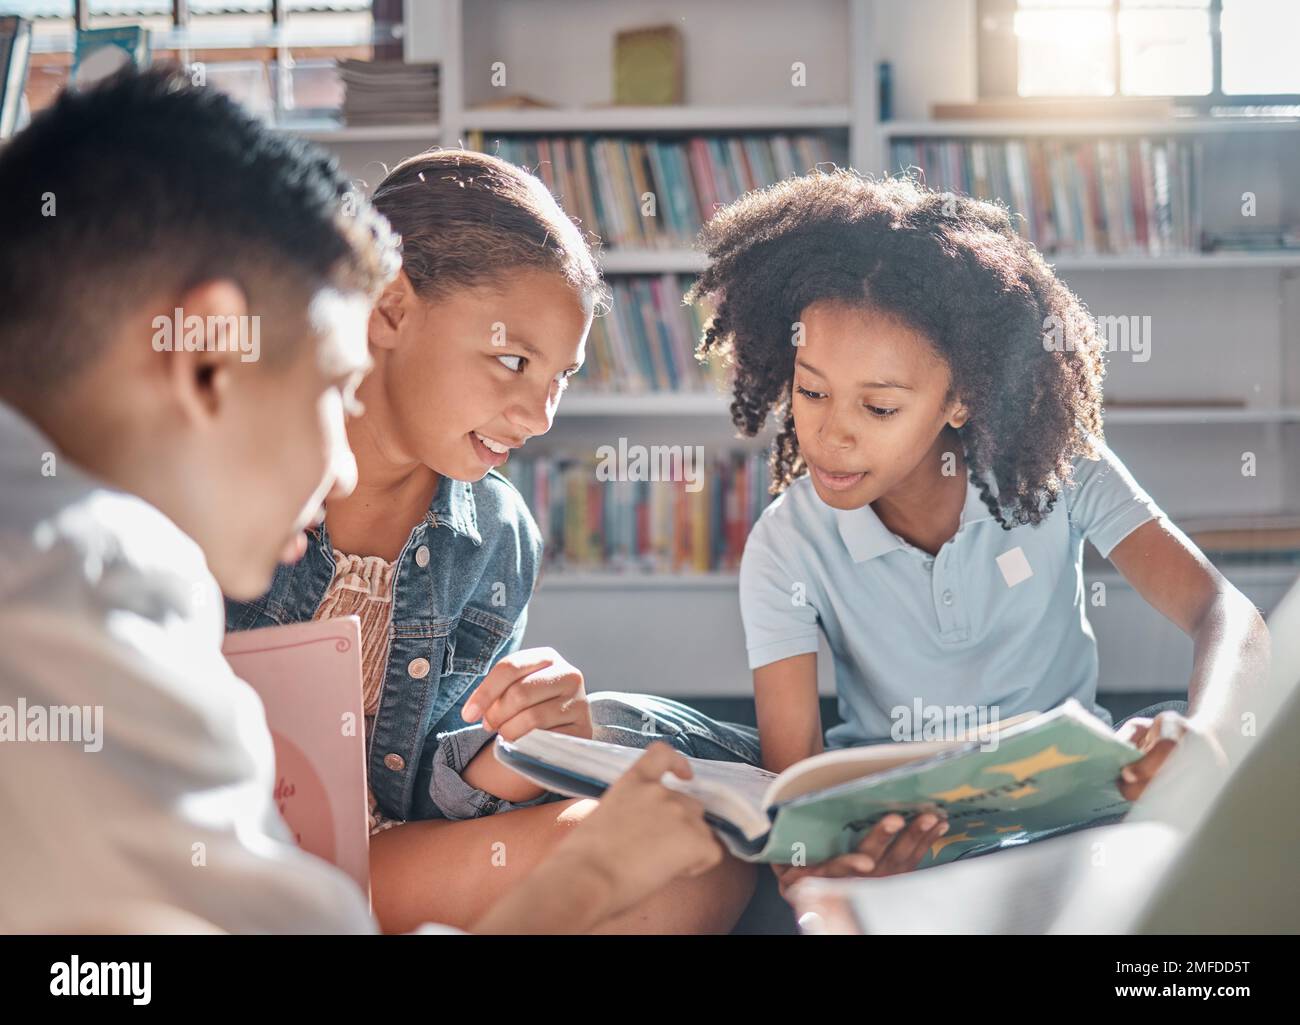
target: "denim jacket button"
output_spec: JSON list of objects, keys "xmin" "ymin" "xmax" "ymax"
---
[
  {"xmin": 383, "ymin": 752, "xmax": 405, "ymax": 772},
  {"xmin": 415, "ymin": 545, "xmax": 430, "ymax": 568},
  {"xmin": 407, "ymin": 657, "xmax": 431, "ymax": 679}
]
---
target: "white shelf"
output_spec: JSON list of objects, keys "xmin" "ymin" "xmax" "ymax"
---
[
  {"xmin": 560, "ymin": 392, "xmax": 728, "ymax": 415},
  {"xmin": 594, "ymin": 249, "xmax": 1300, "ymax": 275},
  {"xmin": 538, "ymin": 572, "xmax": 739, "ymax": 591},
  {"xmin": 1104, "ymin": 407, "xmax": 1300, "ymax": 426},
  {"xmin": 598, "ymin": 249, "xmax": 708, "ymax": 274},
  {"xmin": 558, "ymin": 393, "xmax": 1300, "ymax": 425},
  {"xmin": 1050, "ymin": 253, "xmax": 1300, "ymax": 271},
  {"xmin": 278, "ymin": 120, "xmax": 441, "ymax": 143},
  {"xmin": 881, "ymin": 117, "xmax": 1300, "ymax": 139},
  {"xmin": 462, "ymin": 105, "xmax": 852, "ymax": 134},
  {"xmin": 539, "ymin": 559, "xmax": 1298, "ymax": 592}
]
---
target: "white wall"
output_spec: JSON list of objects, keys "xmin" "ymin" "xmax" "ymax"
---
[
  {"xmin": 461, "ymin": 0, "xmax": 852, "ymax": 109},
  {"xmin": 869, "ymin": 0, "xmax": 976, "ymax": 126}
]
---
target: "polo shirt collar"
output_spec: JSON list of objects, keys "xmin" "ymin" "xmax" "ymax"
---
[
  {"xmin": 835, "ymin": 475, "xmax": 995, "ymax": 563},
  {"xmin": 835, "ymin": 502, "xmax": 905, "ymax": 562}
]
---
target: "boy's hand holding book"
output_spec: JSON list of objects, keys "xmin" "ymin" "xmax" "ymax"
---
[
  {"xmin": 461, "ymin": 646, "xmax": 592, "ymax": 803},
  {"xmin": 555, "ymin": 743, "xmax": 724, "ymax": 909},
  {"xmin": 471, "ymin": 743, "xmax": 724, "ymax": 934}
]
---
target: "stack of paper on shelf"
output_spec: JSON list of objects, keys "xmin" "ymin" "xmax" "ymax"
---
[{"xmin": 338, "ymin": 58, "xmax": 439, "ymax": 126}]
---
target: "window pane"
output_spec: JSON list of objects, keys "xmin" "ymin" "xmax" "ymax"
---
[
  {"xmin": 1015, "ymin": 8, "xmax": 1116, "ymax": 96},
  {"xmin": 1120, "ymin": 0, "xmax": 1208, "ymax": 8},
  {"xmin": 0, "ymin": 2, "xmax": 72, "ymax": 13},
  {"xmin": 1017, "ymin": 0, "xmax": 1113, "ymax": 7},
  {"xmin": 1222, "ymin": 0, "xmax": 1300, "ymax": 94},
  {"xmin": 1118, "ymin": 7, "xmax": 1211, "ymax": 95}
]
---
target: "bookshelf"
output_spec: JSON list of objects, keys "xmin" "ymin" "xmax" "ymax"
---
[
  {"xmin": 881, "ymin": 118, "xmax": 1300, "ymax": 138},
  {"xmin": 597, "ymin": 247, "xmax": 1300, "ymax": 274},
  {"xmin": 280, "ymin": 118, "xmax": 440, "ymax": 144},
  {"xmin": 301, "ymin": 0, "xmax": 1300, "ymax": 698},
  {"xmin": 461, "ymin": 104, "xmax": 853, "ymax": 133},
  {"xmin": 555, "ymin": 395, "xmax": 1300, "ymax": 425}
]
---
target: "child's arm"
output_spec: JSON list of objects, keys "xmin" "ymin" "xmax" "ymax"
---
[
  {"xmin": 460, "ymin": 646, "xmax": 592, "ymax": 803},
  {"xmin": 1106, "ymin": 517, "xmax": 1269, "ymax": 798},
  {"xmin": 753, "ymin": 653, "xmax": 823, "ymax": 773},
  {"xmin": 753, "ymin": 652, "xmax": 945, "ymax": 889},
  {"xmin": 469, "ymin": 744, "xmax": 722, "ymax": 934}
]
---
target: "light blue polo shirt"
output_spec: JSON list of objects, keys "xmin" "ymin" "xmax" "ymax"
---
[{"xmin": 739, "ymin": 442, "xmax": 1163, "ymax": 748}]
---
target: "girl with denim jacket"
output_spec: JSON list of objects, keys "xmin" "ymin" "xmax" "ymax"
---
[{"xmin": 226, "ymin": 150, "xmax": 760, "ymax": 934}]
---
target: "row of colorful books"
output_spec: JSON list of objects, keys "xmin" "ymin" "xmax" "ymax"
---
[
  {"xmin": 469, "ymin": 131, "xmax": 844, "ymax": 249},
  {"xmin": 887, "ymin": 136, "xmax": 1201, "ymax": 256},
  {"xmin": 582, "ymin": 274, "xmax": 721, "ymax": 393},
  {"xmin": 504, "ymin": 450, "xmax": 773, "ymax": 574}
]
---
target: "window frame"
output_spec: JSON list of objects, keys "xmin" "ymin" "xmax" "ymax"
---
[
  {"xmin": 977, "ymin": 0, "xmax": 1300, "ymax": 110},
  {"xmin": 16, "ymin": 1, "xmax": 400, "ymax": 119}
]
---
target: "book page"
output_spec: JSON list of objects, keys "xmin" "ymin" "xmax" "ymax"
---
[
  {"xmin": 497, "ymin": 731, "xmax": 777, "ymax": 840},
  {"xmin": 789, "ymin": 821, "xmax": 1179, "ymax": 934}
]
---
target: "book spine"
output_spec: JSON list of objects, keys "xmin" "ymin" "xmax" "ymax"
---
[{"xmin": 512, "ymin": 450, "xmax": 771, "ymax": 572}]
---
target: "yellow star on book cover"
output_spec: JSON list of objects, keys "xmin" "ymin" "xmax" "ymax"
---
[
  {"xmin": 930, "ymin": 782, "xmax": 986, "ymax": 802},
  {"xmin": 930, "ymin": 831, "xmax": 975, "ymax": 858},
  {"xmin": 984, "ymin": 744, "xmax": 1087, "ymax": 782}
]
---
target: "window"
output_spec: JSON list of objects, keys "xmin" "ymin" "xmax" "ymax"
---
[
  {"xmin": 978, "ymin": 0, "xmax": 1300, "ymax": 108},
  {"xmin": 3, "ymin": 1, "xmax": 403, "ymax": 121}
]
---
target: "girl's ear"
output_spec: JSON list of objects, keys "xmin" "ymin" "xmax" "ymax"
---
[
  {"xmin": 368, "ymin": 270, "xmax": 416, "ymax": 351},
  {"xmin": 948, "ymin": 401, "xmax": 970, "ymax": 430}
]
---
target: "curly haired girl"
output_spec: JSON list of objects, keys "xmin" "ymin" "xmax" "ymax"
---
[{"xmin": 691, "ymin": 170, "xmax": 1268, "ymax": 891}]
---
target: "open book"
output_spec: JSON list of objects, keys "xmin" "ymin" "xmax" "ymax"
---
[
  {"xmin": 223, "ymin": 616, "xmax": 370, "ymax": 897},
  {"xmin": 494, "ymin": 700, "xmax": 1139, "ymax": 866}
]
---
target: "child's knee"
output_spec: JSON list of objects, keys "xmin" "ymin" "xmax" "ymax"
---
[{"xmin": 588, "ymin": 691, "xmax": 662, "ymax": 738}]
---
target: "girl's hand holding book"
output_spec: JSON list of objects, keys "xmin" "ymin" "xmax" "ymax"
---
[
  {"xmin": 772, "ymin": 812, "xmax": 950, "ymax": 901},
  {"xmin": 1115, "ymin": 709, "xmax": 1227, "ymax": 802},
  {"xmin": 461, "ymin": 646, "xmax": 593, "ymax": 802}
]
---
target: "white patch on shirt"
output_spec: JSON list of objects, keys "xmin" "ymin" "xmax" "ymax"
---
[{"xmin": 996, "ymin": 546, "xmax": 1033, "ymax": 588}]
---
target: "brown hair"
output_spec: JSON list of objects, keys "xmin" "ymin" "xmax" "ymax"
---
[{"xmin": 370, "ymin": 149, "xmax": 609, "ymax": 311}]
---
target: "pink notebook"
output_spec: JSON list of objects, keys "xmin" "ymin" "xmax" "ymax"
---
[{"xmin": 223, "ymin": 616, "xmax": 370, "ymax": 899}]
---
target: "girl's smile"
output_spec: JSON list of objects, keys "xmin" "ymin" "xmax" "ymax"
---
[{"xmin": 470, "ymin": 429, "xmax": 521, "ymax": 468}]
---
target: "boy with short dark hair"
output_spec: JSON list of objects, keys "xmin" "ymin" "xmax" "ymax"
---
[{"xmin": 0, "ymin": 67, "xmax": 721, "ymax": 933}]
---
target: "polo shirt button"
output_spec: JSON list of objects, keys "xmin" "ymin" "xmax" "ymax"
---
[
  {"xmin": 408, "ymin": 657, "xmax": 431, "ymax": 679},
  {"xmin": 383, "ymin": 753, "xmax": 405, "ymax": 772},
  {"xmin": 924, "ymin": 559, "xmax": 935, "ymax": 571},
  {"xmin": 942, "ymin": 589, "xmax": 954, "ymax": 606},
  {"xmin": 415, "ymin": 545, "xmax": 430, "ymax": 568}
]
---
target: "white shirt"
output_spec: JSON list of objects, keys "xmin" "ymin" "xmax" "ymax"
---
[
  {"xmin": 0, "ymin": 400, "xmax": 378, "ymax": 934},
  {"xmin": 740, "ymin": 442, "xmax": 1163, "ymax": 747}
]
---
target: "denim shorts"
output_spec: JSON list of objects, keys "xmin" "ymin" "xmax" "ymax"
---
[
  {"xmin": 585, "ymin": 695, "xmax": 1187, "ymax": 769},
  {"xmin": 587, "ymin": 691, "xmax": 762, "ymax": 767}
]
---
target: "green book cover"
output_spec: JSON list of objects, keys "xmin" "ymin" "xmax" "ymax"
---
[
  {"xmin": 496, "ymin": 699, "xmax": 1139, "ymax": 869},
  {"xmin": 756, "ymin": 702, "xmax": 1136, "ymax": 866}
]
